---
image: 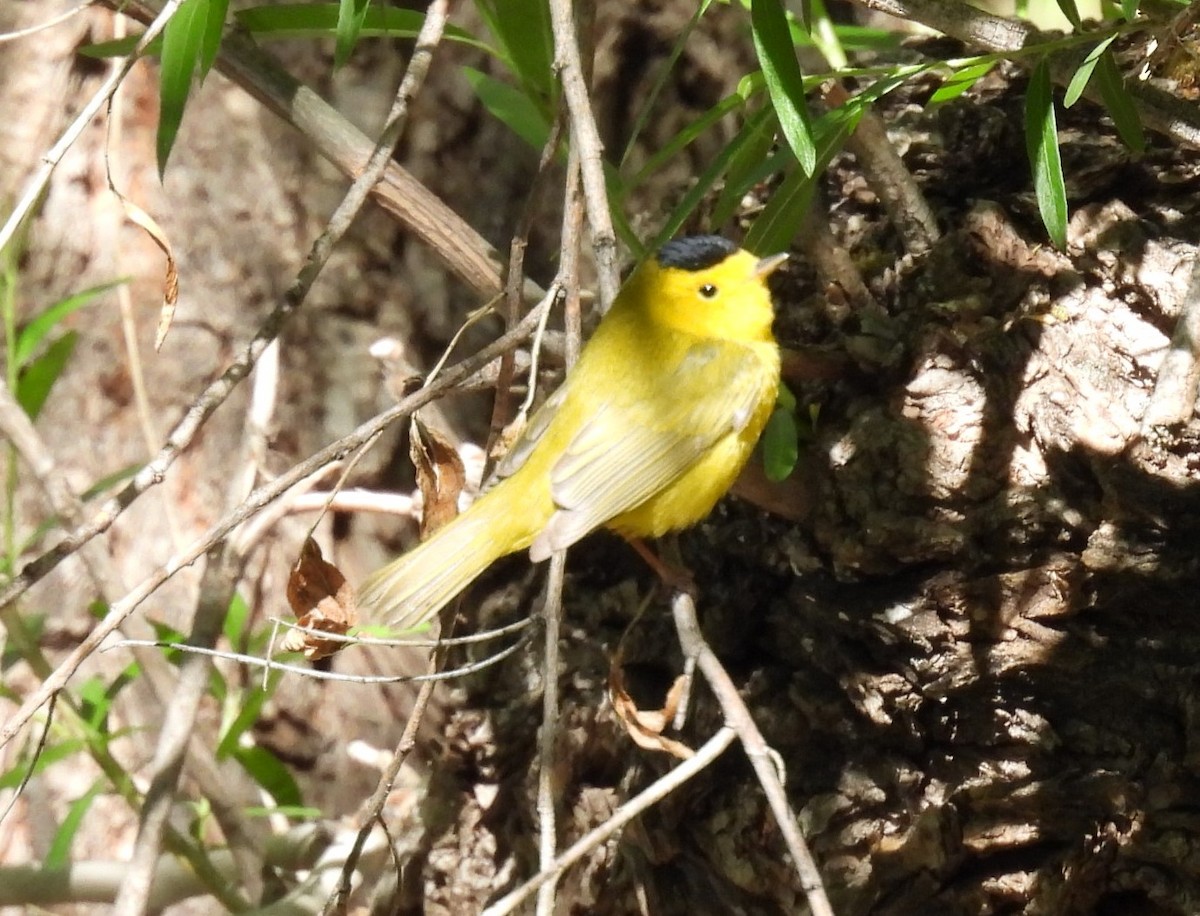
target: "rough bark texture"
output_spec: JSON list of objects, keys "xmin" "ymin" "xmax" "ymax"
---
[{"xmin": 2, "ymin": 2, "xmax": 1199, "ymax": 915}]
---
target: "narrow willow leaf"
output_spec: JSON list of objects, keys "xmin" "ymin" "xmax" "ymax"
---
[
  {"xmin": 649, "ymin": 107, "xmax": 777, "ymax": 253},
  {"xmin": 1025, "ymin": 60, "xmax": 1068, "ymax": 249},
  {"xmin": 158, "ymin": 0, "xmax": 208, "ymax": 175},
  {"xmin": 15, "ymin": 280, "xmax": 124, "ymax": 368},
  {"xmin": 45, "ymin": 782, "xmax": 105, "ymax": 870},
  {"xmin": 627, "ymin": 93, "xmax": 744, "ymax": 190},
  {"xmin": 751, "ymin": 0, "xmax": 817, "ymax": 175},
  {"xmin": 744, "ymin": 106, "xmax": 859, "ymax": 254},
  {"xmin": 928, "ymin": 60, "xmax": 996, "ymax": 106},
  {"xmin": 763, "ymin": 406, "xmax": 800, "ymax": 481},
  {"xmin": 197, "ymin": 0, "xmax": 229, "ymax": 79},
  {"xmin": 1064, "ymin": 35, "xmax": 1116, "ymax": 107},
  {"xmin": 1096, "ymin": 50, "xmax": 1146, "ymax": 152},
  {"xmin": 334, "ymin": 0, "xmax": 371, "ymax": 69},
  {"xmin": 17, "ymin": 332, "xmax": 77, "ymax": 420},
  {"xmin": 1055, "ymin": 0, "xmax": 1083, "ymax": 28},
  {"xmin": 462, "ymin": 67, "xmax": 551, "ymax": 149},
  {"xmin": 234, "ymin": 745, "xmax": 303, "ymax": 807},
  {"xmin": 475, "ymin": 0, "xmax": 554, "ymax": 97}
]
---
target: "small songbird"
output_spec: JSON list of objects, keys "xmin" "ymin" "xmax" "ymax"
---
[{"xmin": 359, "ymin": 235, "xmax": 787, "ymax": 630}]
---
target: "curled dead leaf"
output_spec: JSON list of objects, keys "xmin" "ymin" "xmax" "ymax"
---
[
  {"xmin": 115, "ymin": 194, "xmax": 178, "ymax": 351},
  {"xmin": 282, "ymin": 537, "xmax": 358, "ymax": 660},
  {"xmin": 609, "ymin": 650, "xmax": 694, "ymax": 759},
  {"xmin": 410, "ymin": 417, "xmax": 466, "ymax": 539}
]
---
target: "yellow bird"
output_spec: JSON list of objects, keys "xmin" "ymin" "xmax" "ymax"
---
[{"xmin": 359, "ymin": 236, "xmax": 787, "ymax": 630}]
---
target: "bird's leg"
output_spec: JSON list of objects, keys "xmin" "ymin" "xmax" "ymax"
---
[{"xmin": 625, "ymin": 537, "xmax": 698, "ymax": 597}]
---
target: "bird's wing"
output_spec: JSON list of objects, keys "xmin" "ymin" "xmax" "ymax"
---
[{"xmin": 531, "ymin": 340, "xmax": 768, "ymax": 558}]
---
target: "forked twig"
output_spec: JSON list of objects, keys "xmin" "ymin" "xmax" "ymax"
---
[
  {"xmin": 482, "ymin": 727, "xmax": 738, "ymax": 916},
  {"xmin": 670, "ymin": 592, "xmax": 834, "ymax": 916}
]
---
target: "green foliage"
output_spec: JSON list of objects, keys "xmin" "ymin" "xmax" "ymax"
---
[
  {"xmin": 45, "ymin": 782, "xmax": 104, "ymax": 870},
  {"xmin": 763, "ymin": 385, "xmax": 800, "ymax": 482},
  {"xmin": 462, "ymin": 67, "xmax": 551, "ymax": 148},
  {"xmin": 1025, "ymin": 59, "xmax": 1069, "ymax": 249},
  {"xmin": 335, "ymin": 0, "xmax": 372, "ymax": 68},
  {"xmin": 158, "ymin": 0, "xmax": 230, "ymax": 175},
  {"xmin": 750, "ymin": 0, "xmax": 817, "ymax": 175}
]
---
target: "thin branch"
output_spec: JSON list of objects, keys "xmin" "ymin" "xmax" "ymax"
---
[
  {"xmin": 536, "ymin": 551, "xmax": 568, "ymax": 916},
  {"xmin": 482, "ymin": 727, "xmax": 738, "ymax": 916},
  {"xmin": 670, "ymin": 592, "xmax": 835, "ymax": 916},
  {"xmin": 0, "ymin": 1, "xmax": 92, "ymax": 43},
  {"xmin": 321, "ymin": 641, "xmax": 448, "ymax": 914},
  {"xmin": 548, "ymin": 0, "xmax": 620, "ymax": 309}
]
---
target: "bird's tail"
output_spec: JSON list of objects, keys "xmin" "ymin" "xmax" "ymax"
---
[{"xmin": 357, "ymin": 489, "xmax": 529, "ymax": 632}]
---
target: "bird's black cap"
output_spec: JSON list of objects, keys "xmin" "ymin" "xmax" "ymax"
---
[{"xmin": 656, "ymin": 235, "xmax": 738, "ymax": 272}]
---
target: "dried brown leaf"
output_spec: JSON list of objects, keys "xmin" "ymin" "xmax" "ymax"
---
[
  {"xmin": 116, "ymin": 194, "xmax": 179, "ymax": 351},
  {"xmin": 410, "ymin": 417, "xmax": 466, "ymax": 538},
  {"xmin": 281, "ymin": 537, "xmax": 358, "ymax": 660},
  {"xmin": 609, "ymin": 652, "xmax": 694, "ymax": 759}
]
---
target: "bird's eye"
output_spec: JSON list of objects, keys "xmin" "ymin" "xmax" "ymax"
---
[{"xmin": 699, "ymin": 283, "xmax": 718, "ymax": 299}]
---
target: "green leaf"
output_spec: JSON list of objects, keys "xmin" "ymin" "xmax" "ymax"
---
[
  {"xmin": 710, "ymin": 115, "xmax": 785, "ymax": 227},
  {"xmin": 1096, "ymin": 50, "xmax": 1146, "ymax": 152},
  {"xmin": 16, "ymin": 332, "xmax": 77, "ymax": 420},
  {"xmin": 763, "ymin": 406, "xmax": 800, "ymax": 481},
  {"xmin": 197, "ymin": 0, "xmax": 229, "ymax": 80},
  {"xmin": 233, "ymin": 745, "xmax": 302, "ymax": 808},
  {"xmin": 475, "ymin": 0, "xmax": 555, "ymax": 98},
  {"xmin": 45, "ymin": 782, "xmax": 105, "ymax": 870},
  {"xmin": 648, "ymin": 107, "xmax": 776, "ymax": 253},
  {"xmin": 223, "ymin": 592, "xmax": 251, "ymax": 647},
  {"xmin": 15, "ymin": 280, "xmax": 125, "ymax": 368},
  {"xmin": 619, "ymin": 0, "xmax": 715, "ymax": 167},
  {"xmin": 751, "ymin": 0, "xmax": 817, "ymax": 175},
  {"xmin": 1063, "ymin": 36, "xmax": 1115, "ymax": 107},
  {"xmin": 0, "ymin": 739, "xmax": 85, "ymax": 789},
  {"xmin": 335, "ymin": 0, "xmax": 371, "ymax": 68},
  {"xmin": 928, "ymin": 60, "xmax": 996, "ymax": 106},
  {"xmin": 1054, "ymin": 0, "xmax": 1083, "ymax": 29},
  {"xmin": 461, "ymin": 67, "xmax": 551, "ymax": 149},
  {"xmin": 158, "ymin": 0, "xmax": 206, "ymax": 176},
  {"xmin": 1120, "ymin": 0, "xmax": 1139, "ymax": 20},
  {"xmin": 1025, "ymin": 59, "xmax": 1068, "ymax": 249},
  {"xmin": 626, "ymin": 93, "xmax": 745, "ymax": 190},
  {"xmin": 216, "ymin": 675, "xmax": 279, "ymax": 759},
  {"xmin": 744, "ymin": 107, "xmax": 859, "ymax": 254}
]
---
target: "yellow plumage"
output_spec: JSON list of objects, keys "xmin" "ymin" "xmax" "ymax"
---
[{"xmin": 358, "ymin": 236, "xmax": 786, "ymax": 630}]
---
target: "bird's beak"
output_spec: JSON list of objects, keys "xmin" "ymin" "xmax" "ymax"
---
[{"xmin": 754, "ymin": 252, "xmax": 789, "ymax": 278}]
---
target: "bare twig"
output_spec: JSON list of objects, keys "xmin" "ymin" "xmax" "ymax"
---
[
  {"xmin": 548, "ymin": 0, "xmax": 620, "ymax": 309},
  {"xmin": 481, "ymin": 727, "xmax": 738, "ymax": 916},
  {"xmin": 321, "ymin": 648, "xmax": 447, "ymax": 914},
  {"xmin": 536, "ymin": 551, "xmax": 568, "ymax": 916},
  {"xmin": 825, "ymin": 83, "xmax": 940, "ymax": 256},
  {"xmin": 0, "ymin": 1, "xmax": 92, "ymax": 43},
  {"xmin": 670, "ymin": 592, "xmax": 835, "ymax": 916}
]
